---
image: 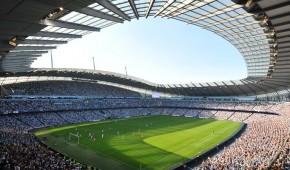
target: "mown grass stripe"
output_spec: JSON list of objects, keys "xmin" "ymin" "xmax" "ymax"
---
[{"xmin": 35, "ymin": 116, "xmax": 240, "ymax": 170}]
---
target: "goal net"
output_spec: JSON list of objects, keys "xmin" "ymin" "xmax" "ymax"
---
[{"xmin": 69, "ymin": 133, "xmax": 80, "ymax": 144}]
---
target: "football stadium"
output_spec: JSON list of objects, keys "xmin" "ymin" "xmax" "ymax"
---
[{"xmin": 1, "ymin": 0, "xmax": 290, "ymax": 170}]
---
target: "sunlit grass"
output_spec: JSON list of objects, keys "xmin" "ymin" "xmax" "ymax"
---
[{"xmin": 35, "ymin": 116, "xmax": 241, "ymax": 170}]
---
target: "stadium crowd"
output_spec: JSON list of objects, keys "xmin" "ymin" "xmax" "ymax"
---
[
  {"xmin": 0, "ymin": 110, "xmax": 116, "ymax": 169},
  {"xmin": 0, "ymin": 102, "xmax": 289, "ymax": 170},
  {"xmin": 0, "ymin": 127, "xmax": 88, "ymax": 169},
  {"xmin": 0, "ymin": 81, "xmax": 290, "ymax": 169},
  {"xmin": 194, "ymin": 103, "xmax": 290, "ymax": 170},
  {"xmin": 4, "ymin": 81, "xmax": 141, "ymax": 98},
  {"xmin": 0, "ymin": 98, "xmax": 278, "ymax": 115},
  {"xmin": 195, "ymin": 114, "xmax": 289, "ymax": 169}
]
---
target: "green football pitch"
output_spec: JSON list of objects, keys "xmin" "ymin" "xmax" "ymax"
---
[{"xmin": 35, "ymin": 116, "xmax": 241, "ymax": 170}]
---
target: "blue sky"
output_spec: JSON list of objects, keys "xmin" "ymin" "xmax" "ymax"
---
[{"xmin": 32, "ymin": 18, "xmax": 247, "ymax": 84}]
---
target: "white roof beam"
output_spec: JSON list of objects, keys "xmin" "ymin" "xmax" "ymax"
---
[
  {"xmin": 33, "ymin": 0, "xmax": 124, "ymax": 23},
  {"xmin": 1, "ymin": 16, "xmax": 100, "ymax": 32},
  {"xmin": 39, "ymin": 19, "xmax": 100, "ymax": 32},
  {"xmin": 95, "ymin": 0, "xmax": 131, "ymax": 21},
  {"xmin": 7, "ymin": 51, "xmax": 48, "ymax": 55},
  {"xmin": 20, "ymin": 39, "xmax": 67, "ymax": 45},
  {"xmin": 1, "ymin": 46, "xmax": 56, "ymax": 51},
  {"xmin": 0, "ymin": 31, "xmax": 82, "ymax": 39},
  {"xmin": 128, "ymin": 0, "xmax": 139, "ymax": 19},
  {"xmin": 145, "ymin": 0, "xmax": 155, "ymax": 18}
]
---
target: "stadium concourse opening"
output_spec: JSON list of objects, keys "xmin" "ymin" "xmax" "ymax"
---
[{"xmin": 1, "ymin": 0, "xmax": 290, "ymax": 170}]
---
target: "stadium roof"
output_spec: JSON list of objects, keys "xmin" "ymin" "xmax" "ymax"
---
[
  {"xmin": 0, "ymin": 68, "xmax": 288, "ymax": 98},
  {"xmin": 0, "ymin": 0, "xmax": 290, "ymax": 97}
]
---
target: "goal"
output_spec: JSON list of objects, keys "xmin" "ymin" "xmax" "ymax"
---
[{"xmin": 69, "ymin": 133, "xmax": 80, "ymax": 144}]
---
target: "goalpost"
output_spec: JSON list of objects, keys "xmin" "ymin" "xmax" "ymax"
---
[{"xmin": 69, "ymin": 133, "xmax": 80, "ymax": 144}]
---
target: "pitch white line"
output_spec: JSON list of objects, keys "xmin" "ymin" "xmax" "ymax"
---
[{"xmin": 142, "ymin": 123, "xmax": 238, "ymax": 170}]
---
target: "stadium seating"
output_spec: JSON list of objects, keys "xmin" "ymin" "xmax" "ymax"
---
[
  {"xmin": 1, "ymin": 81, "xmax": 290, "ymax": 169},
  {"xmin": 0, "ymin": 98, "xmax": 279, "ymax": 115},
  {"xmin": 4, "ymin": 81, "xmax": 141, "ymax": 98}
]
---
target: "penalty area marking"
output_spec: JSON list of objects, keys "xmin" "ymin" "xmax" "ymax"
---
[
  {"xmin": 74, "ymin": 140, "xmax": 138, "ymax": 170},
  {"xmin": 65, "ymin": 140, "xmax": 80, "ymax": 146}
]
